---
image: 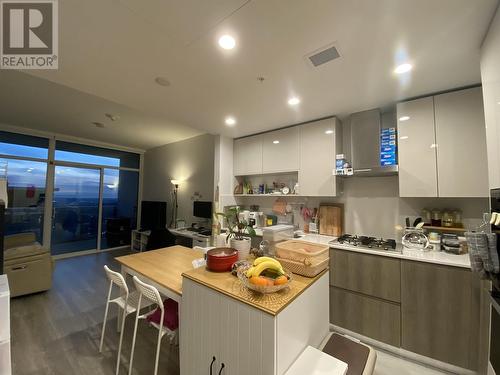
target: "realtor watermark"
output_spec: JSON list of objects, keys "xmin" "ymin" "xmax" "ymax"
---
[{"xmin": 0, "ymin": 0, "xmax": 58, "ymax": 69}]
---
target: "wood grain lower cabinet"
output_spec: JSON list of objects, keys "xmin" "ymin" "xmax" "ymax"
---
[
  {"xmin": 330, "ymin": 249, "xmax": 401, "ymax": 302},
  {"xmin": 330, "ymin": 287, "xmax": 401, "ymax": 347},
  {"xmin": 401, "ymin": 260, "xmax": 480, "ymax": 370}
]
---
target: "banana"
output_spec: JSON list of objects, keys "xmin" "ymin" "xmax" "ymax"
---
[
  {"xmin": 253, "ymin": 256, "xmax": 282, "ymax": 268},
  {"xmin": 248, "ymin": 260, "xmax": 284, "ymax": 278}
]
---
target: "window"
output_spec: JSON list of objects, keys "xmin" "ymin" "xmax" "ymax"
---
[
  {"xmin": 55, "ymin": 141, "xmax": 140, "ymax": 168},
  {"xmin": 0, "ymin": 131, "xmax": 48, "ymax": 159}
]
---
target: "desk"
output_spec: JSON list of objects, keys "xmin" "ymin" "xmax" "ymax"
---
[
  {"xmin": 169, "ymin": 228, "xmax": 211, "ymax": 248},
  {"xmin": 115, "ymin": 245, "xmax": 203, "ymax": 303}
]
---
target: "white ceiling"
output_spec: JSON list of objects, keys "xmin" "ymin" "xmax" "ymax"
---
[
  {"xmin": 6, "ymin": 0, "xmax": 498, "ymax": 148},
  {"xmin": 0, "ymin": 71, "xmax": 201, "ymax": 150}
]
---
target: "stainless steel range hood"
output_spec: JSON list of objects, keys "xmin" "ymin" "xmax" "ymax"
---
[{"xmin": 344, "ymin": 108, "xmax": 398, "ymax": 177}]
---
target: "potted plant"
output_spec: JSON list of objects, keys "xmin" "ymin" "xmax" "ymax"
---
[{"xmin": 216, "ymin": 207, "xmax": 256, "ymax": 260}]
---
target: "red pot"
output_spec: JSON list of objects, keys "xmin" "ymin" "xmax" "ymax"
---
[{"xmin": 206, "ymin": 248, "xmax": 238, "ymax": 272}]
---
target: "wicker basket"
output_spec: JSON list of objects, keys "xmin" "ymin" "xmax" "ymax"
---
[
  {"xmin": 275, "ymin": 240, "xmax": 329, "ymax": 265},
  {"xmin": 275, "ymin": 256, "xmax": 329, "ymax": 277}
]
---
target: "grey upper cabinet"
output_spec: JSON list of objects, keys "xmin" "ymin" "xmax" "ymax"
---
[
  {"xmin": 434, "ymin": 87, "xmax": 489, "ymax": 197},
  {"xmin": 262, "ymin": 127, "xmax": 300, "ymax": 174},
  {"xmin": 397, "ymin": 97, "xmax": 438, "ymax": 197},
  {"xmin": 298, "ymin": 118, "xmax": 340, "ymax": 196},
  {"xmin": 233, "ymin": 135, "xmax": 263, "ymax": 176},
  {"xmin": 398, "ymin": 87, "xmax": 489, "ymax": 197}
]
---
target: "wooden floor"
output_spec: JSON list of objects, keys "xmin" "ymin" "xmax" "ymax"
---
[{"xmin": 10, "ymin": 249, "xmax": 180, "ymax": 375}]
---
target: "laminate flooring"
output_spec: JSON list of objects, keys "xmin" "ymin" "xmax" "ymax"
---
[
  {"xmin": 10, "ymin": 249, "xmax": 179, "ymax": 375},
  {"xmin": 10, "ymin": 249, "xmax": 450, "ymax": 375}
]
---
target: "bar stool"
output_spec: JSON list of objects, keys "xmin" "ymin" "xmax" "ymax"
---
[
  {"xmin": 128, "ymin": 276, "xmax": 177, "ymax": 375},
  {"xmin": 100, "ymin": 265, "xmax": 151, "ymax": 375}
]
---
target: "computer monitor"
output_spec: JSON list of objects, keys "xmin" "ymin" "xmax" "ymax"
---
[{"xmin": 193, "ymin": 201, "xmax": 212, "ymax": 219}]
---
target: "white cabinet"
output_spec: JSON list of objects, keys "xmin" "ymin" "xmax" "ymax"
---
[
  {"xmin": 0, "ymin": 275, "xmax": 11, "ymax": 375},
  {"xmin": 398, "ymin": 88, "xmax": 489, "ymax": 197},
  {"xmin": 298, "ymin": 118, "xmax": 340, "ymax": 196},
  {"xmin": 180, "ymin": 277, "xmax": 275, "ymax": 375},
  {"xmin": 434, "ymin": 87, "xmax": 489, "ymax": 197},
  {"xmin": 233, "ymin": 135, "xmax": 263, "ymax": 176},
  {"xmin": 262, "ymin": 127, "xmax": 300, "ymax": 174},
  {"xmin": 397, "ymin": 97, "xmax": 438, "ymax": 197},
  {"xmin": 180, "ymin": 273, "xmax": 330, "ymax": 375}
]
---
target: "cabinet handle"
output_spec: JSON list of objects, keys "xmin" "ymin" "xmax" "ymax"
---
[
  {"xmin": 210, "ymin": 357, "xmax": 216, "ymax": 375},
  {"xmin": 218, "ymin": 363, "xmax": 225, "ymax": 375}
]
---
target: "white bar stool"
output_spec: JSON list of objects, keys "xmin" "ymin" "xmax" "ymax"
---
[
  {"xmin": 128, "ymin": 276, "xmax": 177, "ymax": 375},
  {"xmin": 100, "ymin": 265, "xmax": 151, "ymax": 375}
]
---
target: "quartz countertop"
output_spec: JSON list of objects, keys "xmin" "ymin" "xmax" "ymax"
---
[
  {"xmin": 291, "ymin": 234, "xmax": 471, "ymax": 269},
  {"xmin": 329, "ymin": 242, "xmax": 471, "ymax": 269},
  {"xmin": 182, "ymin": 266, "xmax": 328, "ymax": 316}
]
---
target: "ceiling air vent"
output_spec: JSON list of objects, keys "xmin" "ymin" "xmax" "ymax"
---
[{"xmin": 306, "ymin": 43, "xmax": 340, "ymax": 67}]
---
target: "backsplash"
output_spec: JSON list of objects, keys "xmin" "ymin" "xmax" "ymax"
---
[{"xmin": 233, "ymin": 176, "xmax": 489, "ymax": 240}]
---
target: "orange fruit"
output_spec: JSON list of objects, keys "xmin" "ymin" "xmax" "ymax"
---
[
  {"xmin": 249, "ymin": 276, "xmax": 269, "ymax": 286},
  {"xmin": 274, "ymin": 275, "xmax": 288, "ymax": 285}
]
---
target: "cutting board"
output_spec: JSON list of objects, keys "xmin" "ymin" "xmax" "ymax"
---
[{"xmin": 318, "ymin": 204, "xmax": 343, "ymax": 236}]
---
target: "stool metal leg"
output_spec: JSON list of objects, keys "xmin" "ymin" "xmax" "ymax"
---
[
  {"xmin": 99, "ymin": 281, "xmax": 113, "ymax": 353},
  {"xmin": 128, "ymin": 294, "xmax": 142, "ymax": 375}
]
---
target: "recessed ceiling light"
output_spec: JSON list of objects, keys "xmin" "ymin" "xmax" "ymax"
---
[
  {"xmin": 273, "ymin": 140, "xmax": 280, "ymax": 144},
  {"xmin": 218, "ymin": 35, "xmax": 236, "ymax": 50},
  {"xmin": 325, "ymin": 130, "xmax": 334, "ymax": 135},
  {"xmin": 155, "ymin": 77, "xmax": 171, "ymax": 87},
  {"xmin": 288, "ymin": 97, "xmax": 300, "ymax": 106},
  {"xmin": 399, "ymin": 116, "xmax": 410, "ymax": 122},
  {"xmin": 400, "ymin": 136, "xmax": 409, "ymax": 140},
  {"xmin": 225, "ymin": 116, "xmax": 236, "ymax": 126},
  {"xmin": 92, "ymin": 122, "xmax": 105, "ymax": 128},
  {"xmin": 497, "ymin": 101, "xmax": 500, "ymax": 105},
  {"xmin": 394, "ymin": 63, "xmax": 413, "ymax": 74}
]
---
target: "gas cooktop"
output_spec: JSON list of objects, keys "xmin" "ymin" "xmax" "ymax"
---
[{"xmin": 333, "ymin": 234, "xmax": 399, "ymax": 252}]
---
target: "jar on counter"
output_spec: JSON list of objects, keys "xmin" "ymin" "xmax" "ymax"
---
[
  {"xmin": 431, "ymin": 209, "xmax": 442, "ymax": 227},
  {"xmin": 442, "ymin": 210, "xmax": 454, "ymax": 227},
  {"xmin": 452, "ymin": 210, "xmax": 463, "ymax": 227},
  {"xmin": 421, "ymin": 208, "xmax": 432, "ymax": 225}
]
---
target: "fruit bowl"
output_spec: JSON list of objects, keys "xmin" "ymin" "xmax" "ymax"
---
[{"xmin": 237, "ymin": 263, "xmax": 292, "ymax": 294}]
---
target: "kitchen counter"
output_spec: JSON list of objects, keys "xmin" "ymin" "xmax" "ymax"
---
[
  {"xmin": 182, "ymin": 266, "xmax": 328, "ymax": 316},
  {"xmin": 329, "ymin": 242, "xmax": 471, "ymax": 268},
  {"xmin": 287, "ymin": 234, "xmax": 471, "ymax": 268}
]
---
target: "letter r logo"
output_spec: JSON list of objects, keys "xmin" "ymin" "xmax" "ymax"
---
[{"xmin": 1, "ymin": 1, "xmax": 54, "ymax": 54}]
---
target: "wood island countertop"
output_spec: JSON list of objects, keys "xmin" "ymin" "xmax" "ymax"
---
[
  {"xmin": 182, "ymin": 266, "xmax": 328, "ymax": 316},
  {"xmin": 116, "ymin": 246, "xmax": 203, "ymax": 296}
]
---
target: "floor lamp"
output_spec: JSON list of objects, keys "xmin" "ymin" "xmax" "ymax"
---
[{"xmin": 170, "ymin": 180, "xmax": 180, "ymax": 228}]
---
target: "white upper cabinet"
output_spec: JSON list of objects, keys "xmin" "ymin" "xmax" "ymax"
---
[
  {"xmin": 262, "ymin": 127, "xmax": 300, "ymax": 173},
  {"xmin": 397, "ymin": 97, "xmax": 438, "ymax": 197},
  {"xmin": 298, "ymin": 118, "xmax": 339, "ymax": 196},
  {"xmin": 398, "ymin": 87, "xmax": 489, "ymax": 198},
  {"xmin": 434, "ymin": 87, "xmax": 489, "ymax": 197},
  {"xmin": 233, "ymin": 135, "xmax": 263, "ymax": 176}
]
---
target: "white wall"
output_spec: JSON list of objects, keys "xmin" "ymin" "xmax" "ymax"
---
[
  {"xmin": 481, "ymin": 5, "xmax": 500, "ymax": 189},
  {"xmin": 480, "ymin": 6, "xmax": 500, "ymax": 375},
  {"xmin": 143, "ymin": 134, "xmax": 215, "ymax": 226}
]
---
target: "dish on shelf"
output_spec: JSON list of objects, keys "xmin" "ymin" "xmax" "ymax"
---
[{"xmin": 237, "ymin": 261, "xmax": 292, "ymax": 294}]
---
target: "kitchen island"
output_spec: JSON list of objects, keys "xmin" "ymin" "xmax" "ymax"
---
[{"xmin": 180, "ymin": 266, "xmax": 330, "ymax": 375}]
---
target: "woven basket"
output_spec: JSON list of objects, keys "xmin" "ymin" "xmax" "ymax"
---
[{"xmin": 275, "ymin": 256, "xmax": 329, "ymax": 277}]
